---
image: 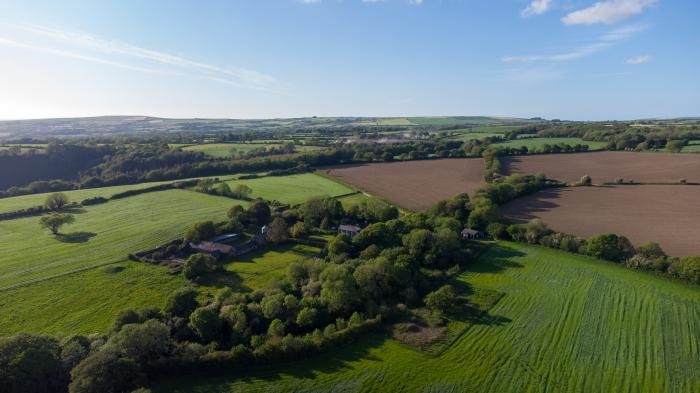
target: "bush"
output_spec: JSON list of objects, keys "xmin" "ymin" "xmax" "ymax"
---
[
  {"xmin": 424, "ymin": 285, "xmax": 458, "ymax": 314},
  {"xmin": 577, "ymin": 175, "xmax": 592, "ymax": 186},
  {"xmin": 69, "ymin": 350, "xmax": 146, "ymax": 393},
  {"xmin": 183, "ymin": 253, "xmax": 217, "ymax": 280},
  {"xmin": 189, "ymin": 307, "xmax": 224, "ymax": 342},
  {"xmin": 486, "ymin": 222, "xmax": 506, "ymax": 240},
  {"xmin": 164, "ymin": 287, "xmax": 199, "ymax": 318}
]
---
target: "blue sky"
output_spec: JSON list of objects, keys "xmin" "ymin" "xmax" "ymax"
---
[{"xmin": 0, "ymin": 0, "xmax": 697, "ymax": 120}]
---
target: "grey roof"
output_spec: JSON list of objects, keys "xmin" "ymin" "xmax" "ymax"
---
[
  {"xmin": 339, "ymin": 224, "xmax": 362, "ymax": 233},
  {"xmin": 208, "ymin": 233, "xmax": 240, "ymax": 243},
  {"xmin": 462, "ymin": 228, "xmax": 482, "ymax": 235}
]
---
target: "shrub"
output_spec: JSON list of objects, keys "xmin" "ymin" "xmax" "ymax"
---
[
  {"xmin": 164, "ymin": 287, "xmax": 199, "ymax": 318},
  {"xmin": 189, "ymin": 307, "xmax": 224, "ymax": 342},
  {"xmin": 183, "ymin": 253, "xmax": 217, "ymax": 280},
  {"xmin": 424, "ymin": 285, "xmax": 458, "ymax": 314},
  {"xmin": 577, "ymin": 175, "xmax": 592, "ymax": 186},
  {"xmin": 45, "ymin": 192, "xmax": 69, "ymax": 210},
  {"xmin": 69, "ymin": 350, "xmax": 146, "ymax": 393}
]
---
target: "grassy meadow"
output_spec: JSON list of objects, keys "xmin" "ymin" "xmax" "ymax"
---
[
  {"xmin": 224, "ymin": 173, "xmax": 354, "ymax": 205},
  {"xmin": 0, "ymin": 243, "xmax": 320, "ymax": 335},
  {"xmin": 494, "ymin": 137, "xmax": 608, "ymax": 151},
  {"xmin": 0, "ymin": 261, "xmax": 187, "ymax": 335},
  {"xmin": 0, "ymin": 189, "xmax": 238, "ymax": 289},
  {"xmin": 157, "ymin": 242, "xmax": 700, "ymax": 393}
]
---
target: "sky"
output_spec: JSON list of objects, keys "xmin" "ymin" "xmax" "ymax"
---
[{"xmin": 0, "ymin": 0, "xmax": 698, "ymax": 121}]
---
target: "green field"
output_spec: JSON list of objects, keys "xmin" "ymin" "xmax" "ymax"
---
[
  {"xmin": 0, "ymin": 243, "xmax": 319, "ymax": 335},
  {"xmin": 0, "ymin": 189, "xmax": 238, "ymax": 289},
  {"xmin": 224, "ymin": 173, "xmax": 354, "ymax": 205},
  {"xmin": 158, "ymin": 242, "xmax": 700, "ymax": 393},
  {"xmin": 443, "ymin": 132, "xmax": 503, "ymax": 142},
  {"xmin": 0, "ymin": 261, "xmax": 187, "ymax": 335},
  {"xmin": 179, "ymin": 143, "xmax": 322, "ymax": 158},
  {"xmin": 659, "ymin": 140, "xmax": 700, "ymax": 153},
  {"xmin": 494, "ymin": 137, "xmax": 608, "ymax": 151},
  {"xmin": 219, "ymin": 243, "xmax": 321, "ymax": 291}
]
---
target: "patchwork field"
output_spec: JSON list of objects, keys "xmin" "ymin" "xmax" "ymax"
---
[
  {"xmin": 224, "ymin": 173, "xmax": 354, "ymax": 205},
  {"xmin": 494, "ymin": 137, "xmax": 608, "ymax": 151},
  {"xmin": 325, "ymin": 158, "xmax": 485, "ymax": 211},
  {"xmin": 504, "ymin": 151, "xmax": 700, "ymax": 184},
  {"xmin": 0, "ymin": 189, "xmax": 237, "ymax": 289},
  {"xmin": 157, "ymin": 242, "xmax": 700, "ymax": 393},
  {"xmin": 502, "ymin": 185, "xmax": 700, "ymax": 256}
]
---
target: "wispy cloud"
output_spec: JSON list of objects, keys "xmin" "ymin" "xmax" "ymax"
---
[
  {"xmin": 521, "ymin": 0, "xmax": 553, "ymax": 17},
  {"xmin": 502, "ymin": 24, "xmax": 648, "ymax": 63},
  {"xmin": 626, "ymin": 54, "xmax": 653, "ymax": 64},
  {"xmin": 409, "ymin": 0, "xmax": 423, "ymax": 5},
  {"xmin": 1, "ymin": 24, "xmax": 277, "ymax": 92},
  {"xmin": 562, "ymin": 0, "xmax": 657, "ymax": 25},
  {"xmin": 301, "ymin": 0, "xmax": 322, "ymax": 4}
]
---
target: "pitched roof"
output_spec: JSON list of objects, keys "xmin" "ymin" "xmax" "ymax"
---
[
  {"xmin": 339, "ymin": 224, "xmax": 362, "ymax": 233},
  {"xmin": 190, "ymin": 241, "xmax": 233, "ymax": 254},
  {"xmin": 461, "ymin": 228, "xmax": 482, "ymax": 236}
]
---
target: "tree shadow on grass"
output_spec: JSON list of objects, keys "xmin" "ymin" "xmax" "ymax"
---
[
  {"xmin": 55, "ymin": 231, "xmax": 97, "ymax": 243},
  {"xmin": 465, "ymin": 244, "xmax": 525, "ymax": 274},
  {"xmin": 153, "ymin": 333, "xmax": 389, "ymax": 390},
  {"xmin": 61, "ymin": 206, "xmax": 88, "ymax": 215},
  {"xmin": 196, "ymin": 269, "xmax": 251, "ymax": 292}
]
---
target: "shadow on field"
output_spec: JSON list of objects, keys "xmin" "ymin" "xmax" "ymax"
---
[
  {"xmin": 62, "ymin": 206, "xmax": 88, "ymax": 215},
  {"xmin": 56, "ymin": 231, "xmax": 97, "ymax": 243},
  {"xmin": 197, "ymin": 269, "xmax": 249, "ymax": 292},
  {"xmin": 466, "ymin": 244, "xmax": 525, "ymax": 274},
  {"xmin": 500, "ymin": 188, "xmax": 566, "ymax": 223}
]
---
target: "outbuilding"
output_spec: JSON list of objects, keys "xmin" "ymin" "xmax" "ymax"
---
[
  {"xmin": 338, "ymin": 224, "xmax": 362, "ymax": 237},
  {"xmin": 461, "ymin": 228, "xmax": 485, "ymax": 240}
]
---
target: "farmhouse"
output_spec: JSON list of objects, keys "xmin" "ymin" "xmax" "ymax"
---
[
  {"xmin": 338, "ymin": 224, "xmax": 362, "ymax": 237},
  {"xmin": 462, "ymin": 228, "xmax": 485, "ymax": 240}
]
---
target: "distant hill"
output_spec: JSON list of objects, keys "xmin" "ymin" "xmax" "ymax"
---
[{"xmin": 0, "ymin": 116, "xmax": 540, "ymax": 139}]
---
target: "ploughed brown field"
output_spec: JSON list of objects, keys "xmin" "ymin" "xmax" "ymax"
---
[
  {"xmin": 504, "ymin": 151, "xmax": 700, "ymax": 184},
  {"xmin": 502, "ymin": 185, "xmax": 700, "ymax": 256},
  {"xmin": 324, "ymin": 158, "xmax": 485, "ymax": 211}
]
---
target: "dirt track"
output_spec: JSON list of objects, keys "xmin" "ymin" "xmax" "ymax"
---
[
  {"xmin": 502, "ymin": 185, "xmax": 700, "ymax": 256},
  {"xmin": 324, "ymin": 158, "xmax": 485, "ymax": 211},
  {"xmin": 504, "ymin": 151, "xmax": 700, "ymax": 184}
]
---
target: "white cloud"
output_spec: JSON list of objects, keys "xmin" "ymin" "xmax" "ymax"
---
[
  {"xmin": 562, "ymin": 0, "xmax": 657, "ymax": 25},
  {"xmin": 301, "ymin": 0, "xmax": 322, "ymax": 4},
  {"xmin": 10, "ymin": 24, "xmax": 276, "ymax": 92},
  {"xmin": 502, "ymin": 24, "xmax": 647, "ymax": 63},
  {"xmin": 521, "ymin": 0, "xmax": 553, "ymax": 17},
  {"xmin": 626, "ymin": 55, "xmax": 653, "ymax": 64},
  {"xmin": 409, "ymin": 0, "xmax": 423, "ymax": 5}
]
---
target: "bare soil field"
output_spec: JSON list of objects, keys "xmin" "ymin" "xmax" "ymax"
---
[
  {"xmin": 504, "ymin": 151, "xmax": 700, "ymax": 184},
  {"xmin": 324, "ymin": 158, "xmax": 485, "ymax": 211},
  {"xmin": 502, "ymin": 185, "xmax": 700, "ymax": 256}
]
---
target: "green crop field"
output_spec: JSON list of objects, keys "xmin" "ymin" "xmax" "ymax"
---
[
  {"xmin": 0, "ymin": 189, "xmax": 239, "ymax": 289},
  {"xmin": 179, "ymin": 143, "xmax": 322, "ymax": 158},
  {"xmin": 0, "ymin": 261, "xmax": 187, "ymax": 335},
  {"xmin": 224, "ymin": 173, "xmax": 354, "ymax": 205},
  {"xmin": 157, "ymin": 242, "xmax": 700, "ymax": 393},
  {"xmin": 494, "ymin": 137, "xmax": 608, "ymax": 151}
]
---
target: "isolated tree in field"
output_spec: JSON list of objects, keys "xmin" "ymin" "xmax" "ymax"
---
[
  {"xmin": 425, "ymin": 284, "xmax": 458, "ymax": 314},
  {"xmin": 45, "ymin": 192, "xmax": 69, "ymax": 210},
  {"xmin": 232, "ymin": 184, "xmax": 253, "ymax": 199},
  {"xmin": 183, "ymin": 253, "xmax": 217, "ymax": 280},
  {"xmin": 578, "ymin": 175, "xmax": 592, "ymax": 186},
  {"xmin": 267, "ymin": 217, "xmax": 289, "ymax": 244},
  {"xmin": 40, "ymin": 212, "xmax": 75, "ymax": 235}
]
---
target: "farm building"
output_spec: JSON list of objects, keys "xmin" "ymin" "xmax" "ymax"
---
[
  {"xmin": 462, "ymin": 228, "xmax": 485, "ymax": 240},
  {"xmin": 189, "ymin": 241, "xmax": 234, "ymax": 259},
  {"xmin": 338, "ymin": 224, "xmax": 362, "ymax": 237},
  {"xmin": 208, "ymin": 233, "xmax": 240, "ymax": 244}
]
